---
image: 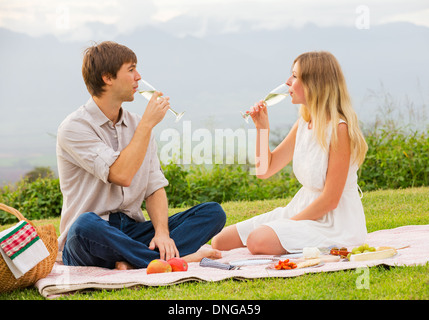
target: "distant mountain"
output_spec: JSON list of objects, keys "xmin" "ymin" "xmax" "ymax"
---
[{"xmin": 1, "ymin": 22, "xmax": 428, "ymax": 184}]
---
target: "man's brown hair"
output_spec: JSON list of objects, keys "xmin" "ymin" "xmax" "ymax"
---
[{"xmin": 82, "ymin": 41, "xmax": 137, "ymax": 97}]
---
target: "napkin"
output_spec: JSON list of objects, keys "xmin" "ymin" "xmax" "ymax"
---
[
  {"xmin": 0, "ymin": 220, "xmax": 49, "ymax": 279},
  {"xmin": 199, "ymin": 257, "xmax": 236, "ymax": 270}
]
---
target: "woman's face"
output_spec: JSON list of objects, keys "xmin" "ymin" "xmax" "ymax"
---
[{"xmin": 286, "ymin": 62, "xmax": 307, "ymax": 106}]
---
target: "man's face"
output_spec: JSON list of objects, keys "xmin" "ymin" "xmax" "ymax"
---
[{"xmin": 111, "ymin": 61, "xmax": 141, "ymax": 102}]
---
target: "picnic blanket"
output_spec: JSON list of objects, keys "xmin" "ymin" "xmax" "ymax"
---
[{"xmin": 35, "ymin": 224, "xmax": 429, "ymax": 298}]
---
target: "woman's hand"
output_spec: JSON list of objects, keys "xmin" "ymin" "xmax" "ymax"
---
[{"xmin": 250, "ymin": 100, "xmax": 270, "ymax": 130}]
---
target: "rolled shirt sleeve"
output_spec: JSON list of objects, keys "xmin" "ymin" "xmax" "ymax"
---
[{"xmin": 57, "ymin": 123, "xmax": 120, "ymax": 184}]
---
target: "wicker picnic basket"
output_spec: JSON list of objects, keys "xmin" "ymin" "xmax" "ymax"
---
[{"xmin": 0, "ymin": 203, "xmax": 58, "ymax": 293}]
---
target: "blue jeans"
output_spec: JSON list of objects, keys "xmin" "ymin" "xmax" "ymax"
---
[{"xmin": 62, "ymin": 202, "xmax": 226, "ymax": 269}]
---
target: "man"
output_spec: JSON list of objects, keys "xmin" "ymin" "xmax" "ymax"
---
[{"xmin": 56, "ymin": 41, "xmax": 226, "ymax": 269}]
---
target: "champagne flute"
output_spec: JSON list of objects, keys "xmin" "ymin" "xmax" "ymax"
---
[
  {"xmin": 240, "ymin": 83, "xmax": 289, "ymax": 123},
  {"xmin": 137, "ymin": 79, "xmax": 185, "ymax": 122}
]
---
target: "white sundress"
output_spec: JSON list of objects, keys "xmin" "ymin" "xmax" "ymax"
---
[{"xmin": 236, "ymin": 117, "xmax": 367, "ymax": 252}]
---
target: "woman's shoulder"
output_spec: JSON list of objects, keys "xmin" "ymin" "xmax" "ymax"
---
[{"xmin": 297, "ymin": 116, "xmax": 310, "ymax": 127}]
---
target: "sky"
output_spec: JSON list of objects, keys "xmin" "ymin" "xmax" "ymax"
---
[
  {"xmin": 1, "ymin": 0, "xmax": 428, "ymax": 183},
  {"xmin": 1, "ymin": 0, "xmax": 429, "ymax": 41}
]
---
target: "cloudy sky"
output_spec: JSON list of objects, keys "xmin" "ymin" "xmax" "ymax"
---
[
  {"xmin": 1, "ymin": 0, "xmax": 428, "ymax": 183},
  {"xmin": 1, "ymin": 0, "xmax": 428, "ymax": 40}
]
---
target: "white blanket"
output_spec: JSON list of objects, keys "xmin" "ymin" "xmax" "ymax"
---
[{"xmin": 35, "ymin": 224, "xmax": 429, "ymax": 298}]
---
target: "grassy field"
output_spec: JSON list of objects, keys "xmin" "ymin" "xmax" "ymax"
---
[{"xmin": 1, "ymin": 186, "xmax": 428, "ymax": 300}]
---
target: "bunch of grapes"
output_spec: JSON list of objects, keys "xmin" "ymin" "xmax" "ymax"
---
[{"xmin": 347, "ymin": 243, "xmax": 376, "ymax": 260}]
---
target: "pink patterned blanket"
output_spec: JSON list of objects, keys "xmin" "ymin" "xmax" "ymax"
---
[{"xmin": 35, "ymin": 224, "xmax": 429, "ymax": 298}]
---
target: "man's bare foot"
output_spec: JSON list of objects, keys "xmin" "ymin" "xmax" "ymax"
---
[
  {"xmin": 182, "ymin": 247, "xmax": 222, "ymax": 263},
  {"xmin": 115, "ymin": 261, "xmax": 134, "ymax": 270}
]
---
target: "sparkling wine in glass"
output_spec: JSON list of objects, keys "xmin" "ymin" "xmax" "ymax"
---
[
  {"xmin": 240, "ymin": 83, "xmax": 289, "ymax": 123},
  {"xmin": 137, "ymin": 79, "xmax": 185, "ymax": 122}
]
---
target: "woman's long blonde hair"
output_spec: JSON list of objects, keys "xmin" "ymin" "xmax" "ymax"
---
[{"xmin": 294, "ymin": 51, "xmax": 367, "ymax": 166}]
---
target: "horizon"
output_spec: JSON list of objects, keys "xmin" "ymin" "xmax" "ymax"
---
[{"xmin": 1, "ymin": 1, "xmax": 428, "ymax": 185}]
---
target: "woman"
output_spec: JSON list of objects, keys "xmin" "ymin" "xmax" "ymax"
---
[{"xmin": 212, "ymin": 51, "xmax": 368, "ymax": 254}]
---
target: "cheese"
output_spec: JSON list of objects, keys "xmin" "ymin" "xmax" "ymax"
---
[
  {"xmin": 349, "ymin": 248, "xmax": 397, "ymax": 262},
  {"xmin": 303, "ymin": 247, "xmax": 321, "ymax": 259},
  {"xmin": 320, "ymin": 255, "xmax": 340, "ymax": 263},
  {"xmin": 296, "ymin": 258, "xmax": 321, "ymax": 269}
]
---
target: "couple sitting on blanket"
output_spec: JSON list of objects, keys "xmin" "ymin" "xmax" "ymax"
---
[{"xmin": 57, "ymin": 41, "xmax": 368, "ymax": 270}]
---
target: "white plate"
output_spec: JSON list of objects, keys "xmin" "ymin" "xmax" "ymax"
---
[
  {"xmin": 278, "ymin": 253, "xmax": 303, "ymax": 259},
  {"xmin": 229, "ymin": 258, "xmax": 278, "ymax": 266},
  {"xmin": 266, "ymin": 261, "xmax": 325, "ymax": 270}
]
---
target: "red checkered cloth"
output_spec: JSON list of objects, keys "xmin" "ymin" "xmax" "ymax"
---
[{"xmin": 0, "ymin": 221, "xmax": 39, "ymax": 260}]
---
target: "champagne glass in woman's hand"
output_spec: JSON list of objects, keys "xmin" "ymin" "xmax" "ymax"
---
[
  {"xmin": 137, "ymin": 79, "xmax": 185, "ymax": 122},
  {"xmin": 240, "ymin": 83, "xmax": 289, "ymax": 123}
]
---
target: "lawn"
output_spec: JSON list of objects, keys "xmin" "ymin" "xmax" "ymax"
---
[{"xmin": 1, "ymin": 186, "xmax": 428, "ymax": 300}]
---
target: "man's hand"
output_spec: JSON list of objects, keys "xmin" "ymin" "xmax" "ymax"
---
[
  {"xmin": 141, "ymin": 91, "xmax": 170, "ymax": 129},
  {"xmin": 145, "ymin": 188, "xmax": 177, "ymax": 260},
  {"xmin": 149, "ymin": 232, "xmax": 180, "ymax": 261}
]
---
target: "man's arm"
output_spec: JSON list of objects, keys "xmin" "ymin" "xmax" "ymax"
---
[
  {"xmin": 108, "ymin": 91, "xmax": 169, "ymax": 186},
  {"xmin": 108, "ymin": 120, "xmax": 152, "ymax": 187},
  {"xmin": 145, "ymin": 188, "xmax": 179, "ymax": 260}
]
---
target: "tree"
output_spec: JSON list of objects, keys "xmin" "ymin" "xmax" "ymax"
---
[{"xmin": 24, "ymin": 166, "xmax": 55, "ymax": 182}]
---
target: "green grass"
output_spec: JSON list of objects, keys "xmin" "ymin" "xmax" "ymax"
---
[{"xmin": 1, "ymin": 187, "xmax": 428, "ymax": 300}]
